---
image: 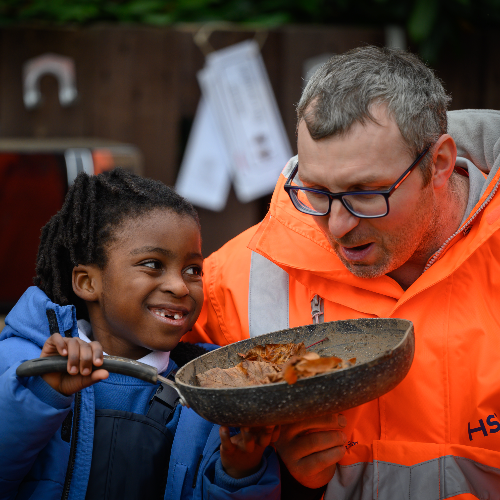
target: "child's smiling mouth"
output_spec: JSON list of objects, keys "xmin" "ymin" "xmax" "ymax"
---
[{"xmin": 149, "ymin": 306, "xmax": 188, "ymax": 323}]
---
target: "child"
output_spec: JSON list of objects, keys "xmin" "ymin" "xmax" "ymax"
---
[{"xmin": 0, "ymin": 169, "xmax": 280, "ymax": 500}]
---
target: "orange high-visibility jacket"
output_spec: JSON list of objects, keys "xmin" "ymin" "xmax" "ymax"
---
[{"xmin": 185, "ymin": 110, "xmax": 500, "ymax": 498}]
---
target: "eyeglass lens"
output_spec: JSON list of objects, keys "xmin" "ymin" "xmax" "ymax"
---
[{"xmin": 292, "ymin": 189, "xmax": 388, "ymax": 217}]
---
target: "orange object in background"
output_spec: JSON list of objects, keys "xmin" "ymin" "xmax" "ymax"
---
[
  {"xmin": 0, "ymin": 139, "xmax": 143, "ymax": 312},
  {"xmin": 92, "ymin": 149, "xmax": 115, "ymax": 175}
]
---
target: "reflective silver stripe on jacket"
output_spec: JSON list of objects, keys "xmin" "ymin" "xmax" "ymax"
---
[
  {"xmin": 325, "ymin": 456, "xmax": 500, "ymax": 499},
  {"xmin": 282, "ymin": 155, "xmax": 298, "ymax": 178},
  {"xmin": 247, "ymin": 156, "xmax": 295, "ymax": 338},
  {"xmin": 248, "ymin": 251, "xmax": 289, "ymax": 337}
]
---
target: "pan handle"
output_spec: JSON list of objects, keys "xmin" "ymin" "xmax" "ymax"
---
[
  {"xmin": 17, "ymin": 355, "xmax": 158, "ymax": 384},
  {"xmin": 16, "ymin": 355, "xmax": 187, "ymax": 405}
]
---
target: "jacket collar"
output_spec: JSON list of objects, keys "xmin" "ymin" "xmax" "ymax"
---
[{"xmin": 1, "ymin": 286, "xmax": 77, "ymax": 348}]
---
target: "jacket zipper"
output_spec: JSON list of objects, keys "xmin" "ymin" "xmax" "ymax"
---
[
  {"xmin": 424, "ymin": 176, "xmax": 500, "ymax": 272},
  {"xmin": 61, "ymin": 391, "xmax": 81, "ymax": 500}
]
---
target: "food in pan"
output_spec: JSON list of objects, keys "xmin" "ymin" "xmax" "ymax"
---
[
  {"xmin": 196, "ymin": 341, "xmax": 356, "ymax": 388},
  {"xmin": 238, "ymin": 342, "xmax": 307, "ymax": 364}
]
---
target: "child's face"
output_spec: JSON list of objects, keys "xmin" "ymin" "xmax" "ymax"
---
[{"xmin": 85, "ymin": 209, "xmax": 204, "ymax": 359}]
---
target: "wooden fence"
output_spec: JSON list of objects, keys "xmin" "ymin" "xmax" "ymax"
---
[{"xmin": 1, "ymin": 24, "xmax": 499, "ymax": 258}]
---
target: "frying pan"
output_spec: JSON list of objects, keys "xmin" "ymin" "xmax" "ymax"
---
[{"xmin": 17, "ymin": 318, "xmax": 414, "ymax": 427}]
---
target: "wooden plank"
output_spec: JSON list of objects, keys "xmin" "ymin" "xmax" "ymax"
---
[
  {"xmin": 81, "ymin": 26, "xmax": 180, "ymax": 186},
  {"xmin": 432, "ymin": 32, "xmax": 486, "ymax": 111},
  {"xmin": 482, "ymin": 31, "xmax": 500, "ymax": 110}
]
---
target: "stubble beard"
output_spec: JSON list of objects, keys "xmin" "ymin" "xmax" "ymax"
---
[
  {"xmin": 330, "ymin": 237, "xmax": 394, "ymax": 279},
  {"xmin": 329, "ymin": 188, "xmax": 438, "ymax": 280}
]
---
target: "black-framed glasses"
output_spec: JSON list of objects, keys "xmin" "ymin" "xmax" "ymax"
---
[{"xmin": 284, "ymin": 146, "xmax": 430, "ymax": 218}]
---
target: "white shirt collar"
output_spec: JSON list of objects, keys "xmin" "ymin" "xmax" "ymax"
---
[{"xmin": 77, "ymin": 319, "xmax": 171, "ymax": 375}]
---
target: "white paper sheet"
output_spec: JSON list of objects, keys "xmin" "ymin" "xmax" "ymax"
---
[
  {"xmin": 175, "ymin": 97, "xmax": 232, "ymax": 212},
  {"xmin": 200, "ymin": 40, "xmax": 292, "ymax": 203},
  {"xmin": 176, "ymin": 39, "xmax": 292, "ymax": 210}
]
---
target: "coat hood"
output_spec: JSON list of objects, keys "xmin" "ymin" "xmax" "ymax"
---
[
  {"xmin": 448, "ymin": 109, "xmax": 500, "ymax": 184},
  {"xmin": 1, "ymin": 286, "xmax": 77, "ymax": 348}
]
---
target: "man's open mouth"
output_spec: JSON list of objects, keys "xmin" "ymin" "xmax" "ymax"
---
[
  {"xmin": 346, "ymin": 243, "xmax": 371, "ymax": 251},
  {"xmin": 339, "ymin": 242, "xmax": 374, "ymax": 262}
]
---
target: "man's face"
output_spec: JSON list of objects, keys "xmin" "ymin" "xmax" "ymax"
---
[{"xmin": 296, "ymin": 107, "xmax": 438, "ymax": 281}]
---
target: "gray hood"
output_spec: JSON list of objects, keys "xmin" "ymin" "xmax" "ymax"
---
[{"xmin": 448, "ymin": 109, "xmax": 500, "ymax": 197}]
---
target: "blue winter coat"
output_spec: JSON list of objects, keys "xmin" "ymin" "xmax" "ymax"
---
[{"xmin": 0, "ymin": 287, "xmax": 280, "ymax": 500}]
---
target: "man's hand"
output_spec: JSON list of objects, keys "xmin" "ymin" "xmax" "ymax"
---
[
  {"xmin": 220, "ymin": 425, "xmax": 280, "ymax": 479},
  {"xmin": 40, "ymin": 333, "xmax": 108, "ymax": 396},
  {"xmin": 274, "ymin": 413, "xmax": 347, "ymax": 488}
]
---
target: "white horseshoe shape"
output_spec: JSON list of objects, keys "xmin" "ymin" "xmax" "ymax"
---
[{"xmin": 23, "ymin": 53, "xmax": 78, "ymax": 109}]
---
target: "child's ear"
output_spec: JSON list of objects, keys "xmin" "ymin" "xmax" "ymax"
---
[{"xmin": 72, "ymin": 265, "xmax": 102, "ymax": 301}]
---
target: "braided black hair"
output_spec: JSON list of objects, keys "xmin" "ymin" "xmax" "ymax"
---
[{"xmin": 34, "ymin": 168, "xmax": 200, "ymax": 319}]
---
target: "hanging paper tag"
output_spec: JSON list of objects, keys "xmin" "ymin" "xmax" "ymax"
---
[
  {"xmin": 175, "ymin": 97, "xmax": 231, "ymax": 212},
  {"xmin": 198, "ymin": 39, "xmax": 292, "ymax": 203}
]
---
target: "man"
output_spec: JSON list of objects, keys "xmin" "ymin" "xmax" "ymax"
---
[{"xmin": 184, "ymin": 46, "xmax": 500, "ymax": 497}]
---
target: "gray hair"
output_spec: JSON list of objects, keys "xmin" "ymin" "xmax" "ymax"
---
[{"xmin": 297, "ymin": 46, "xmax": 451, "ymax": 184}]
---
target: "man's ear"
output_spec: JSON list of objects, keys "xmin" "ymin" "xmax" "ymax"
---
[
  {"xmin": 72, "ymin": 265, "xmax": 101, "ymax": 302},
  {"xmin": 431, "ymin": 134, "xmax": 457, "ymax": 190}
]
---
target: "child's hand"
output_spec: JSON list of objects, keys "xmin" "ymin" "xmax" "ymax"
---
[
  {"xmin": 219, "ymin": 425, "xmax": 280, "ymax": 479},
  {"xmin": 40, "ymin": 333, "xmax": 109, "ymax": 396}
]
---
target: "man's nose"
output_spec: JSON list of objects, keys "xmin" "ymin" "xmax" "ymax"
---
[
  {"xmin": 327, "ymin": 199, "xmax": 360, "ymax": 238},
  {"xmin": 160, "ymin": 272, "xmax": 189, "ymax": 297}
]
